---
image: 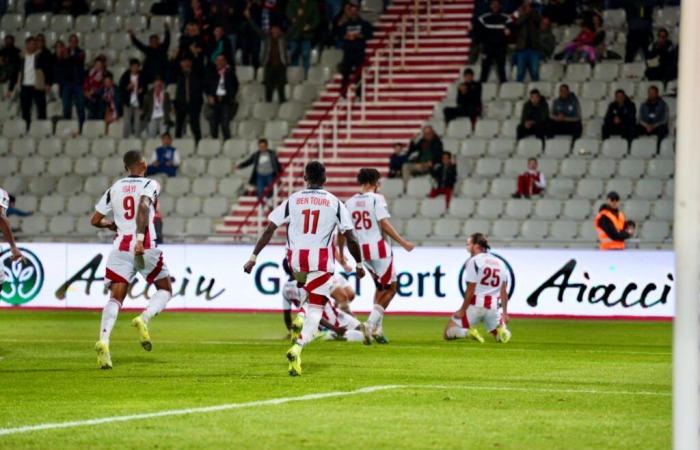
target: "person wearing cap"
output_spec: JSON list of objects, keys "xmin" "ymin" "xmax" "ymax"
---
[{"xmin": 594, "ymin": 192, "xmax": 636, "ymax": 250}]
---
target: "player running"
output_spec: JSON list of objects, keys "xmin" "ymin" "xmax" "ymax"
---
[
  {"xmin": 341, "ymin": 168, "xmax": 415, "ymax": 344},
  {"xmin": 444, "ymin": 233, "xmax": 511, "ymax": 343},
  {"xmin": 282, "ymin": 258, "xmax": 364, "ymax": 343},
  {"xmin": 244, "ymin": 161, "xmax": 365, "ymax": 376},
  {"xmin": 0, "ymin": 187, "xmax": 24, "ymax": 290},
  {"xmin": 90, "ymin": 150, "xmax": 173, "ymax": 369}
]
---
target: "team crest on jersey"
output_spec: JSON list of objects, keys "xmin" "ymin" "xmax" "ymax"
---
[
  {"xmin": 458, "ymin": 253, "xmax": 515, "ymax": 298},
  {"xmin": 0, "ymin": 248, "xmax": 45, "ymax": 305}
]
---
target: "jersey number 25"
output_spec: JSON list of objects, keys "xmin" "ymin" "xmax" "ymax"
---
[{"xmin": 480, "ymin": 267, "xmax": 501, "ymax": 287}]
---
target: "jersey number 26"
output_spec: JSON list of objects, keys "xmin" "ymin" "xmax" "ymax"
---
[{"xmin": 352, "ymin": 211, "xmax": 372, "ymax": 230}]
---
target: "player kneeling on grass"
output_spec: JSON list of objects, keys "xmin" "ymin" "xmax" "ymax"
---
[
  {"xmin": 244, "ymin": 161, "xmax": 366, "ymax": 376},
  {"xmin": 444, "ymin": 233, "xmax": 511, "ymax": 344},
  {"xmin": 90, "ymin": 150, "xmax": 173, "ymax": 369},
  {"xmin": 281, "ymin": 258, "xmax": 365, "ymax": 342}
]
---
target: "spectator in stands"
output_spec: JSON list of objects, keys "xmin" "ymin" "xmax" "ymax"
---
[
  {"xmin": 239, "ymin": 2, "xmax": 262, "ymax": 70},
  {"xmin": 594, "ymin": 191, "xmax": 635, "ymax": 250},
  {"xmin": 517, "ymin": 89, "xmax": 549, "ymax": 141},
  {"xmin": 443, "ymin": 68, "xmax": 482, "ymax": 126},
  {"xmin": 246, "ymin": 11, "xmax": 290, "ymax": 103},
  {"xmin": 637, "ymin": 85, "xmax": 669, "ymax": 141},
  {"xmin": 207, "ymin": 25, "xmax": 234, "ymax": 66},
  {"xmin": 129, "ymin": 24, "xmax": 171, "ymax": 84},
  {"xmin": 205, "ymin": 54, "xmax": 239, "ymax": 139},
  {"xmin": 549, "ymin": 84, "xmax": 582, "ymax": 139},
  {"xmin": 602, "ymin": 89, "xmax": 636, "ymax": 141},
  {"xmin": 236, "ymin": 138, "xmax": 282, "ymax": 201},
  {"xmin": 0, "ymin": 35, "xmax": 21, "ymax": 87},
  {"xmin": 95, "ymin": 72, "xmax": 121, "ymax": 124},
  {"xmin": 119, "ymin": 59, "xmax": 146, "ymax": 138},
  {"xmin": 7, "ymin": 37, "xmax": 50, "ymax": 128},
  {"xmin": 512, "ymin": 0, "xmax": 541, "ymax": 82},
  {"xmin": 7, "ymin": 194, "xmax": 33, "ymax": 217},
  {"xmin": 24, "ymin": 0, "xmax": 52, "ymax": 15},
  {"xmin": 209, "ymin": 1, "xmax": 244, "ymax": 66},
  {"xmin": 622, "ymin": 0, "xmax": 655, "ymax": 63},
  {"xmin": 589, "ymin": 13, "xmax": 607, "ymax": 63},
  {"xmin": 402, "ymin": 125, "xmax": 444, "ymax": 183},
  {"xmin": 174, "ymin": 57, "xmax": 204, "ymax": 142},
  {"xmin": 59, "ymin": 34, "xmax": 86, "ymax": 129},
  {"xmin": 83, "ymin": 56, "xmax": 106, "ymax": 119},
  {"xmin": 146, "ymin": 132, "xmax": 180, "ymax": 177},
  {"xmin": 338, "ymin": 3, "xmax": 373, "ymax": 97},
  {"xmin": 178, "ymin": 22, "xmax": 206, "ymax": 73},
  {"xmin": 556, "ymin": 22, "xmax": 596, "ymax": 64},
  {"xmin": 512, "ymin": 157, "xmax": 546, "ymax": 199},
  {"xmin": 287, "ymin": 0, "xmax": 320, "ymax": 76},
  {"xmin": 429, "ymin": 151, "xmax": 457, "ymax": 207},
  {"xmin": 143, "ymin": 76, "xmax": 172, "ymax": 138},
  {"xmin": 538, "ymin": 16, "xmax": 556, "ymax": 60},
  {"xmin": 53, "ymin": 0, "xmax": 89, "ymax": 16},
  {"xmin": 645, "ymin": 28, "xmax": 678, "ymax": 85},
  {"xmin": 475, "ymin": 0, "xmax": 510, "ymax": 83},
  {"xmin": 388, "ymin": 142, "xmax": 407, "ymax": 179}
]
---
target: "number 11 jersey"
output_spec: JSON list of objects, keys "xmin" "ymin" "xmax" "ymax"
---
[{"xmin": 95, "ymin": 176, "xmax": 161, "ymax": 251}]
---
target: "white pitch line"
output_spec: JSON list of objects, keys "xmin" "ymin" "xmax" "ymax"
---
[{"xmin": 0, "ymin": 384, "xmax": 670, "ymax": 437}]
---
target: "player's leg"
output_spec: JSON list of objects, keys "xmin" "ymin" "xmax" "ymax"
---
[
  {"xmin": 132, "ymin": 249, "xmax": 172, "ymax": 351},
  {"xmin": 365, "ymin": 258, "xmax": 396, "ymax": 344},
  {"xmin": 444, "ymin": 307, "xmax": 485, "ymax": 343},
  {"xmin": 96, "ymin": 251, "xmax": 133, "ymax": 369},
  {"xmin": 485, "ymin": 308, "xmax": 511, "ymax": 343}
]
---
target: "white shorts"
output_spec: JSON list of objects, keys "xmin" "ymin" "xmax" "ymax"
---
[
  {"xmin": 364, "ymin": 257, "xmax": 396, "ymax": 288},
  {"xmin": 299, "ymin": 271, "xmax": 334, "ymax": 301},
  {"xmin": 104, "ymin": 248, "xmax": 170, "ymax": 288},
  {"xmin": 454, "ymin": 306, "xmax": 503, "ymax": 332}
]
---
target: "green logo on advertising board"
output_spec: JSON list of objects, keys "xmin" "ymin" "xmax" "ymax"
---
[{"xmin": 1, "ymin": 248, "xmax": 44, "ymax": 305}]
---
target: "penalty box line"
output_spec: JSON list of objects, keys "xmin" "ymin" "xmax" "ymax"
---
[{"xmin": 0, "ymin": 384, "xmax": 670, "ymax": 437}]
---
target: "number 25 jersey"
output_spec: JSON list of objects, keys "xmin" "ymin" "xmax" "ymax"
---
[
  {"xmin": 464, "ymin": 252, "xmax": 509, "ymax": 310},
  {"xmin": 95, "ymin": 176, "xmax": 160, "ymax": 251}
]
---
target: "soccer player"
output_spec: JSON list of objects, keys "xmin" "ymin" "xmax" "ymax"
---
[
  {"xmin": 444, "ymin": 233, "xmax": 511, "ymax": 343},
  {"xmin": 90, "ymin": 150, "xmax": 173, "ymax": 369},
  {"xmin": 0, "ymin": 187, "xmax": 24, "ymax": 289},
  {"xmin": 281, "ymin": 258, "xmax": 364, "ymax": 342},
  {"xmin": 341, "ymin": 168, "xmax": 415, "ymax": 344},
  {"xmin": 244, "ymin": 161, "xmax": 365, "ymax": 376}
]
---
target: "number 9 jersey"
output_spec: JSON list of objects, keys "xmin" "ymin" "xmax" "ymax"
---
[
  {"xmin": 95, "ymin": 176, "xmax": 161, "ymax": 251},
  {"xmin": 464, "ymin": 252, "xmax": 509, "ymax": 310}
]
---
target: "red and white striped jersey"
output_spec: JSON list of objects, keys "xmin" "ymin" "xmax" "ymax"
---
[
  {"xmin": 345, "ymin": 192, "xmax": 391, "ymax": 261},
  {"xmin": 95, "ymin": 176, "xmax": 160, "ymax": 251},
  {"xmin": 269, "ymin": 188, "xmax": 353, "ymax": 274},
  {"xmin": 464, "ymin": 252, "xmax": 509, "ymax": 310},
  {"xmin": 0, "ymin": 187, "xmax": 9, "ymax": 210}
]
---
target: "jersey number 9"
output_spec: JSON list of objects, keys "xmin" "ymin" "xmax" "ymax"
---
[{"xmin": 123, "ymin": 196, "xmax": 135, "ymax": 220}]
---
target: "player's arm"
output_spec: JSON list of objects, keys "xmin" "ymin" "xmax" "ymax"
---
[
  {"xmin": 243, "ymin": 222, "xmax": 278, "ymax": 273},
  {"xmin": 341, "ymin": 229, "xmax": 365, "ymax": 279},
  {"xmin": 319, "ymin": 317, "xmax": 346, "ymax": 336},
  {"xmin": 336, "ymin": 234, "xmax": 352, "ymax": 272},
  {"xmin": 456, "ymin": 282, "xmax": 476, "ymax": 318},
  {"xmin": 0, "ymin": 206, "xmax": 22, "ymax": 261},
  {"xmin": 134, "ymin": 195, "xmax": 152, "ymax": 256},
  {"xmin": 89, "ymin": 211, "xmax": 117, "ymax": 231},
  {"xmin": 500, "ymin": 282, "xmax": 509, "ymax": 324},
  {"xmin": 379, "ymin": 218, "xmax": 415, "ymax": 252}
]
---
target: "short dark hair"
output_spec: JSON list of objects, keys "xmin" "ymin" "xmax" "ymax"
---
[
  {"xmin": 560, "ymin": 83, "xmax": 570, "ymax": 91},
  {"xmin": 357, "ymin": 168, "xmax": 381, "ymax": 185},
  {"xmin": 607, "ymin": 191, "xmax": 620, "ymax": 201},
  {"xmin": 649, "ymin": 85, "xmax": 660, "ymax": 95},
  {"xmin": 442, "ymin": 151, "xmax": 452, "ymax": 158},
  {"xmin": 129, "ymin": 58, "xmax": 140, "ymax": 66},
  {"xmin": 527, "ymin": 157, "xmax": 537, "ymax": 163},
  {"xmin": 123, "ymin": 150, "xmax": 144, "ymax": 170},
  {"xmin": 530, "ymin": 89, "xmax": 540, "ymax": 96},
  {"xmin": 469, "ymin": 232, "xmax": 490, "ymax": 251},
  {"xmin": 9, "ymin": 194, "xmax": 16, "ymax": 204},
  {"xmin": 104, "ymin": 71, "xmax": 114, "ymax": 80},
  {"xmin": 149, "ymin": 34, "xmax": 158, "ymax": 40},
  {"xmin": 258, "ymin": 138, "xmax": 268, "ymax": 145},
  {"xmin": 463, "ymin": 68, "xmax": 474, "ymax": 76},
  {"xmin": 161, "ymin": 132, "xmax": 171, "ymax": 139},
  {"xmin": 305, "ymin": 161, "xmax": 326, "ymax": 186},
  {"xmin": 25, "ymin": 36, "xmax": 35, "ymax": 44},
  {"xmin": 614, "ymin": 89, "xmax": 626, "ymax": 96}
]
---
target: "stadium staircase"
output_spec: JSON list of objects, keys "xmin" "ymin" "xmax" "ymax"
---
[{"xmin": 216, "ymin": 0, "xmax": 473, "ymax": 238}]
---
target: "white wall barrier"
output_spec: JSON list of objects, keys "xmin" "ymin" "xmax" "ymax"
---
[{"xmin": 0, "ymin": 243, "xmax": 675, "ymax": 318}]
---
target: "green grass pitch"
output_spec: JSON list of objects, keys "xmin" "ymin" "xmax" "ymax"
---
[{"xmin": 0, "ymin": 311, "xmax": 670, "ymax": 449}]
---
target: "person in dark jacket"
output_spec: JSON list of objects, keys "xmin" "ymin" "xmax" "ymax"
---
[
  {"xmin": 594, "ymin": 191, "xmax": 636, "ymax": 251},
  {"xmin": 475, "ymin": 0, "xmax": 511, "ymax": 83},
  {"xmin": 95, "ymin": 71, "xmax": 121, "ymax": 123},
  {"xmin": 429, "ymin": 151, "xmax": 457, "ymax": 207},
  {"xmin": 548, "ymin": 84, "xmax": 582, "ymax": 139},
  {"xmin": 129, "ymin": 24, "xmax": 171, "ymax": 84},
  {"xmin": 388, "ymin": 142, "xmax": 407, "ymax": 178},
  {"xmin": 443, "ymin": 68, "xmax": 482, "ymax": 125},
  {"xmin": 602, "ymin": 89, "xmax": 636, "ymax": 141},
  {"xmin": 517, "ymin": 89, "xmax": 549, "ymax": 140},
  {"xmin": 621, "ymin": 0, "xmax": 655, "ymax": 63},
  {"xmin": 636, "ymin": 85, "xmax": 669, "ymax": 141},
  {"xmin": 402, "ymin": 125, "xmax": 444, "ymax": 183},
  {"xmin": 239, "ymin": 0, "xmax": 262, "ymax": 70},
  {"xmin": 118, "ymin": 59, "xmax": 147, "ymax": 137},
  {"xmin": 0, "ymin": 35, "xmax": 21, "ymax": 86},
  {"xmin": 205, "ymin": 54, "xmax": 239, "ymax": 139},
  {"xmin": 207, "ymin": 25, "xmax": 234, "ymax": 66},
  {"xmin": 236, "ymin": 138, "xmax": 282, "ymax": 200},
  {"xmin": 60, "ymin": 34, "xmax": 86, "ymax": 128},
  {"xmin": 512, "ymin": 0, "xmax": 541, "ymax": 82},
  {"xmin": 338, "ymin": 3, "xmax": 373, "ymax": 97},
  {"xmin": 174, "ymin": 57, "xmax": 204, "ymax": 142},
  {"xmin": 286, "ymin": 0, "xmax": 320, "ymax": 76},
  {"xmin": 644, "ymin": 28, "xmax": 677, "ymax": 85},
  {"xmin": 246, "ymin": 12, "xmax": 290, "ymax": 103},
  {"xmin": 7, "ymin": 36, "xmax": 52, "ymax": 128}
]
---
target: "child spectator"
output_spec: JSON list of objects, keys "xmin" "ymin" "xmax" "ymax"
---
[
  {"xmin": 429, "ymin": 151, "xmax": 457, "ymax": 207},
  {"xmin": 517, "ymin": 89, "xmax": 549, "ymax": 141},
  {"xmin": 146, "ymin": 132, "xmax": 180, "ymax": 177},
  {"xmin": 512, "ymin": 158, "xmax": 546, "ymax": 199},
  {"xmin": 443, "ymin": 68, "xmax": 482, "ymax": 125}
]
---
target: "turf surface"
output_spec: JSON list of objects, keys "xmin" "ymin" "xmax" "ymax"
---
[{"xmin": 0, "ymin": 311, "xmax": 671, "ymax": 449}]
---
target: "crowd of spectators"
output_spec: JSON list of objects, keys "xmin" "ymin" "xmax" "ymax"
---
[{"xmin": 0, "ymin": 0, "xmax": 376, "ymax": 140}]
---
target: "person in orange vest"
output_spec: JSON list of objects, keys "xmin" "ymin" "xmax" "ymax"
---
[{"xmin": 594, "ymin": 191, "xmax": 636, "ymax": 250}]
